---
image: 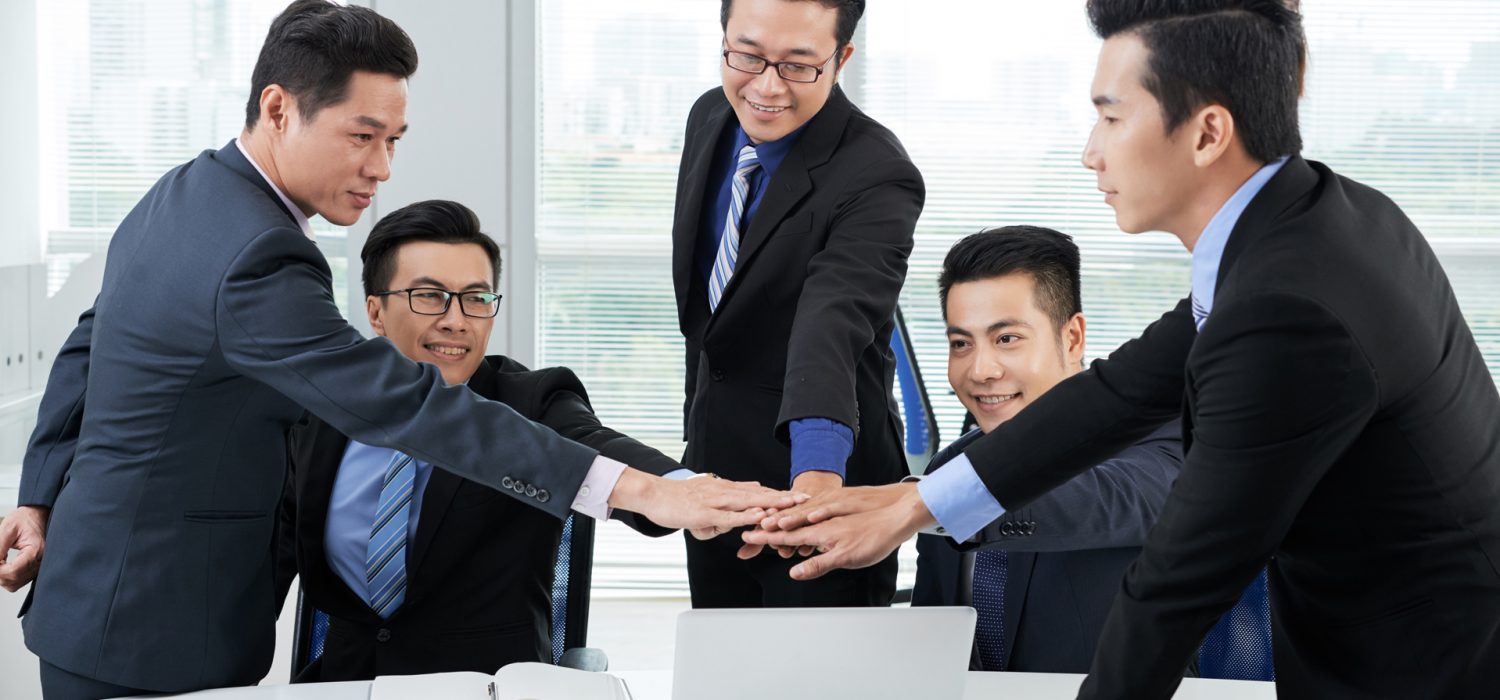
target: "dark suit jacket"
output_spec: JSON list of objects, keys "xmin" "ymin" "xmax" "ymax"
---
[
  {"xmin": 17, "ymin": 142, "xmax": 601, "ymax": 692},
  {"xmin": 280, "ymin": 356, "xmax": 678, "ymax": 681},
  {"xmin": 957, "ymin": 157, "xmax": 1500, "ymax": 699},
  {"xmin": 914, "ymin": 423, "xmax": 1182, "ymax": 673},
  {"xmin": 671, "ymin": 85, "xmax": 923, "ymax": 490}
]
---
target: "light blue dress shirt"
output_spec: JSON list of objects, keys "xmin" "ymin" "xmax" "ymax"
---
[
  {"xmin": 919, "ymin": 157, "xmax": 1289, "ymax": 543},
  {"xmin": 325, "ymin": 440, "xmax": 435, "ymax": 608}
]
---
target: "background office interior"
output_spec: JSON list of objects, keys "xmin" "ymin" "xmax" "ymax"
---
[{"xmin": 1, "ymin": 0, "xmax": 1498, "ymax": 691}]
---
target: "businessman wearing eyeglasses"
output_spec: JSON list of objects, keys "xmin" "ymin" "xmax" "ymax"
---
[
  {"xmin": 275, "ymin": 200, "xmax": 688, "ymax": 681},
  {"xmin": 669, "ymin": 0, "xmax": 924, "ymax": 608}
]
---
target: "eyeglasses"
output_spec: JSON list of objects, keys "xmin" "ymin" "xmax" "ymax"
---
[
  {"xmin": 373, "ymin": 287, "xmax": 502, "ymax": 318},
  {"xmin": 722, "ymin": 43, "xmax": 838, "ymax": 84}
]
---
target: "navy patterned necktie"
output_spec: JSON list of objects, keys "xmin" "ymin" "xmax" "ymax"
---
[{"xmin": 971, "ymin": 549, "xmax": 1009, "ymax": 671}]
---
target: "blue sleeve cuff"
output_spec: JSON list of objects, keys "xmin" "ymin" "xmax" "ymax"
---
[
  {"xmin": 788, "ymin": 417, "xmax": 853, "ymax": 483},
  {"xmin": 916, "ymin": 453, "xmax": 1005, "ymax": 542},
  {"xmin": 664, "ymin": 469, "xmax": 697, "ymax": 480}
]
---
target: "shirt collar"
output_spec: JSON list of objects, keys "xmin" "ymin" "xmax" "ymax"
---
[
  {"xmin": 731, "ymin": 121, "xmax": 809, "ymax": 181},
  {"xmin": 1190, "ymin": 157, "xmax": 1288, "ymax": 326},
  {"xmin": 234, "ymin": 138, "xmax": 315, "ymax": 240}
]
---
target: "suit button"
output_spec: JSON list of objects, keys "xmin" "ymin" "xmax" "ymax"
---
[
  {"xmin": 1000, "ymin": 522, "xmax": 1015, "ymax": 536},
  {"xmin": 501, "ymin": 476, "xmax": 514, "ymax": 489},
  {"xmin": 538, "ymin": 489, "xmax": 550, "ymax": 503},
  {"xmin": 1024, "ymin": 522, "xmax": 1036, "ymax": 535},
  {"xmin": 711, "ymin": 369, "xmax": 725, "ymax": 382},
  {"xmin": 376, "ymin": 629, "xmax": 391, "ymax": 643},
  {"xmin": 526, "ymin": 485, "xmax": 538, "ymax": 498},
  {"xmin": 512, "ymin": 481, "xmax": 525, "ymax": 494}
]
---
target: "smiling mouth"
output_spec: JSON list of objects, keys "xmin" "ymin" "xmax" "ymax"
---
[
  {"xmin": 975, "ymin": 393, "xmax": 1019, "ymax": 406},
  {"xmin": 748, "ymin": 100, "xmax": 788, "ymax": 113},
  {"xmin": 425, "ymin": 344, "xmax": 468, "ymax": 358}
]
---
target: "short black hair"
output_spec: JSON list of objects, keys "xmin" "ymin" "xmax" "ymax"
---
[
  {"xmin": 244, "ymin": 0, "xmax": 418, "ymax": 130},
  {"xmin": 720, "ymin": 0, "xmax": 866, "ymax": 67},
  {"xmin": 938, "ymin": 226, "xmax": 1083, "ymax": 335},
  {"xmin": 1087, "ymin": 0, "xmax": 1304, "ymax": 163},
  {"xmin": 361, "ymin": 200, "xmax": 501, "ymax": 298}
]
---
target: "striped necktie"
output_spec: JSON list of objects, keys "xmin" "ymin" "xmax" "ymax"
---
[
  {"xmin": 971, "ymin": 549, "xmax": 1009, "ymax": 671},
  {"xmin": 367, "ymin": 450, "xmax": 415, "ymax": 618},
  {"xmin": 708, "ymin": 144, "xmax": 761, "ymax": 312}
]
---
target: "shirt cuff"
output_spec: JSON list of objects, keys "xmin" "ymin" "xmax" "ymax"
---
[
  {"xmin": 571, "ymin": 455, "xmax": 628, "ymax": 520},
  {"xmin": 664, "ymin": 468, "xmax": 697, "ymax": 480},
  {"xmin": 915, "ymin": 453, "xmax": 1006, "ymax": 542},
  {"xmin": 789, "ymin": 417, "xmax": 853, "ymax": 483}
]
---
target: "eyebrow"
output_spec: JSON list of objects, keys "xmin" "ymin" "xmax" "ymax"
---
[
  {"xmin": 1092, "ymin": 94, "xmax": 1119, "ymax": 107},
  {"xmin": 947, "ymin": 318, "xmax": 1033, "ymax": 336},
  {"xmin": 733, "ymin": 35, "xmax": 820, "ymax": 58},
  {"xmin": 412, "ymin": 275, "xmax": 492, "ymax": 292},
  {"xmin": 355, "ymin": 115, "xmax": 410, "ymax": 135}
]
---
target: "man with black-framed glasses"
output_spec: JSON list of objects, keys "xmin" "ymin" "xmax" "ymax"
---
[
  {"xmin": 275, "ymin": 199, "xmax": 687, "ymax": 681},
  {"xmin": 669, "ymin": 0, "xmax": 924, "ymax": 609}
]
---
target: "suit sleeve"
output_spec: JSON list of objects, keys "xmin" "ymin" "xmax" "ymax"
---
[
  {"xmin": 1079, "ymin": 293, "xmax": 1379, "ymax": 700},
  {"xmin": 273, "ymin": 423, "xmax": 301, "ymax": 612},
  {"xmin": 215, "ymin": 226, "xmax": 599, "ymax": 521},
  {"xmin": 964, "ymin": 424, "xmax": 1182, "ymax": 553},
  {"xmin": 532, "ymin": 367, "xmax": 682, "ymax": 538},
  {"xmin": 774, "ymin": 155, "xmax": 923, "ymax": 442},
  {"xmin": 18, "ymin": 302, "xmax": 96, "ymax": 508},
  {"xmin": 962, "ymin": 297, "xmax": 1196, "ymax": 509}
]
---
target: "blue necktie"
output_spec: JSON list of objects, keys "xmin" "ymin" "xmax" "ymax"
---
[
  {"xmin": 972, "ymin": 549, "xmax": 1009, "ymax": 671},
  {"xmin": 708, "ymin": 145, "xmax": 761, "ymax": 312},
  {"xmin": 366, "ymin": 450, "xmax": 415, "ymax": 618}
]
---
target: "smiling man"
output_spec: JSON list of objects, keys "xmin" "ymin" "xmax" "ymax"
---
[
  {"xmin": 911, "ymin": 226, "xmax": 1181, "ymax": 674},
  {"xmin": 669, "ymin": 0, "xmax": 924, "ymax": 608},
  {"xmin": 278, "ymin": 201, "xmax": 683, "ymax": 681}
]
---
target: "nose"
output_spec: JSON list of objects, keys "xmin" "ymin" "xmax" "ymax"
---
[
  {"xmin": 969, "ymin": 344, "xmax": 1005, "ymax": 384},
  {"xmin": 1082, "ymin": 124, "xmax": 1103, "ymax": 173},
  {"xmin": 753, "ymin": 66, "xmax": 788, "ymax": 96},
  {"xmin": 364, "ymin": 142, "xmax": 393, "ymax": 182},
  {"xmin": 435, "ymin": 298, "xmax": 470, "ymax": 333}
]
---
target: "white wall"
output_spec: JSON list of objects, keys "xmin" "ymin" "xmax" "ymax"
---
[{"xmin": 0, "ymin": 0, "xmax": 40, "ymax": 271}]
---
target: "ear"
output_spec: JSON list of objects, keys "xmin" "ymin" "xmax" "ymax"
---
[
  {"xmin": 367, "ymin": 295, "xmax": 387, "ymax": 337},
  {"xmin": 834, "ymin": 42, "xmax": 856, "ymax": 81},
  {"xmin": 258, "ymin": 84, "xmax": 295, "ymax": 135},
  {"xmin": 1062, "ymin": 312, "xmax": 1087, "ymax": 367},
  {"xmin": 1190, "ymin": 104, "xmax": 1236, "ymax": 168}
]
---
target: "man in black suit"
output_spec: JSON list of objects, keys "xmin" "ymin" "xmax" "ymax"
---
[
  {"xmin": 278, "ymin": 200, "xmax": 683, "ymax": 681},
  {"xmin": 672, "ymin": 0, "xmax": 923, "ymax": 608},
  {"xmin": 0, "ymin": 3, "xmax": 790, "ymax": 697},
  {"xmin": 912, "ymin": 227, "xmax": 1182, "ymax": 674},
  {"xmin": 745, "ymin": 2, "xmax": 1500, "ymax": 698}
]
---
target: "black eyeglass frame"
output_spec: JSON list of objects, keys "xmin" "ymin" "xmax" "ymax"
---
[
  {"xmin": 372, "ymin": 287, "xmax": 503, "ymax": 318},
  {"xmin": 721, "ymin": 43, "xmax": 839, "ymax": 84}
]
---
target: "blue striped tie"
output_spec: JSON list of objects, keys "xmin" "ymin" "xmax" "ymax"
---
[
  {"xmin": 366, "ymin": 450, "xmax": 415, "ymax": 618},
  {"xmin": 972, "ymin": 549, "xmax": 1009, "ymax": 671},
  {"xmin": 708, "ymin": 145, "xmax": 761, "ymax": 312}
]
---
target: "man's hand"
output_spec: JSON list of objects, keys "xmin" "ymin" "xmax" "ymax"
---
[
  {"xmin": 0, "ymin": 506, "xmax": 50, "ymax": 593},
  {"xmin": 739, "ymin": 482, "xmax": 935, "ymax": 580},
  {"xmin": 739, "ymin": 470, "xmax": 843, "ymax": 559},
  {"xmin": 608, "ymin": 468, "xmax": 802, "ymax": 540}
]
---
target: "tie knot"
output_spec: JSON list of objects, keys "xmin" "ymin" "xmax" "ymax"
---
[{"xmin": 736, "ymin": 144, "xmax": 760, "ymax": 174}]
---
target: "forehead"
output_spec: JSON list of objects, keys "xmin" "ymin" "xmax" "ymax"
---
[
  {"xmin": 389, "ymin": 241, "xmax": 495, "ymax": 285},
  {"xmin": 1091, "ymin": 33, "xmax": 1153, "ymax": 104},
  {"xmin": 321, "ymin": 71, "xmax": 409, "ymax": 122},
  {"xmin": 725, "ymin": 0, "xmax": 840, "ymax": 56},
  {"xmin": 946, "ymin": 273, "xmax": 1046, "ymax": 323}
]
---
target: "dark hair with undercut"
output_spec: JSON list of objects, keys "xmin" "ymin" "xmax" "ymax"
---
[
  {"xmin": 938, "ymin": 226, "xmax": 1083, "ymax": 336},
  {"xmin": 1087, "ymin": 0, "xmax": 1305, "ymax": 163},
  {"xmin": 720, "ymin": 0, "xmax": 866, "ymax": 67},
  {"xmin": 361, "ymin": 200, "xmax": 501, "ymax": 298},
  {"xmin": 244, "ymin": 0, "xmax": 418, "ymax": 130}
]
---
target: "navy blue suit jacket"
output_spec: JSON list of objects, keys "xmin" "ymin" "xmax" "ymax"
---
[
  {"xmin": 18, "ymin": 142, "xmax": 601, "ymax": 692},
  {"xmin": 913, "ymin": 422, "xmax": 1182, "ymax": 672}
]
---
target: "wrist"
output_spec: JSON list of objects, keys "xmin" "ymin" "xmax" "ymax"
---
[
  {"xmin": 606, "ymin": 467, "xmax": 658, "ymax": 511},
  {"xmin": 791, "ymin": 470, "xmax": 843, "ymax": 493},
  {"xmin": 893, "ymin": 483, "xmax": 936, "ymax": 533}
]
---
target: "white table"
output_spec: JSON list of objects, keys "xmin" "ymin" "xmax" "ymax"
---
[{"xmin": 138, "ymin": 670, "xmax": 1276, "ymax": 699}]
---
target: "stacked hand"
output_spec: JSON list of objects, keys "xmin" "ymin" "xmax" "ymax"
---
[
  {"xmin": 738, "ymin": 482, "xmax": 936, "ymax": 580},
  {"xmin": 608, "ymin": 468, "xmax": 806, "ymax": 540},
  {"xmin": 0, "ymin": 506, "xmax": 49, "ymax": 592}
]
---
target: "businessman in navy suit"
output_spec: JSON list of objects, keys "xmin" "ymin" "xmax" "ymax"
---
[
  {"xmin": 0, "ymin": 3, "xmax": 789, "ymax": 697},
  {"xmin": 911, "ymin": 227, "xmax": 1181, "ymax": 673}
]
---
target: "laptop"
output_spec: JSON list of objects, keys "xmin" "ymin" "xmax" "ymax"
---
[{"xmin": 672, "ymin": 606, "xmax": 976, "ymax": 700}]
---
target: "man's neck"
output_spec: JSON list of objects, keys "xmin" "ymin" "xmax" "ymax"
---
[
  {"xmin": 1172, "ymin": 159, "xmax": 1264, "ymax": 252},
  {"xmin": 237, "ymin": 129, "xmax": 308, "ymax": 217}
]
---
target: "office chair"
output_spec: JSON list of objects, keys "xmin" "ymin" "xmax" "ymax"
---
[
  {"xmin": 291, "ymin": 513, "xmax": 603, "ymax": 678},
  {"xmin": 889, "ymin": 307, "xmax": 940, "ymax": 605},
  {"xmin": 1196, "ymin": 568, "xmax": 1275, "ymax": 681}
]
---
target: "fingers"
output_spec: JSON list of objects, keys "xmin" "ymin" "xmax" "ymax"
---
[
  {"xmin": 704, "ymin": 484, "xmax": 799, "ymax": 512},
  {"xmin": 736, "ymin": 542, "xmax": 763, "ymax": 560},
  {"xmin": 790, "ymin": 551, "xmax": 839, "ymax": 580},
  {"xmin": 0, "ymin": 548, "xmax": 38, "ymax": 592},
  {"xmin": 741, "ymin": 524, "xmax": 826, "ymax": 549}
]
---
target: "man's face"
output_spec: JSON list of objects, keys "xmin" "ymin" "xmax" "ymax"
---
[
  {"xmin": 277, "ymin": 71, "xmax": 409, "ymax": 226},
  {"xmin": 1082, "ymin": 34, "xmax": 1200, "ymax": 235},
  {"xmin": 946, "ymin": 273, "xmax": 1084, "ymax": 433},
  {"xmin": 367, "ymin": 241, "xmax": 495, "ymax": 386},
  {"xmin": 721, "ymin": 0, "xmax": 852, "ymax": 144}
]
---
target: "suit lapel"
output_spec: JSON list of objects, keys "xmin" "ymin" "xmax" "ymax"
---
[
  {"xmin": 406, "ymin": 361, "xmax": 501, "ymax": 578},
  {"xmin": 673, "ymin": 97, "xmax": 736, "ymax": 327},
  {"xmin": 1000, "ymin": 551, "xmax": 1037, "ymax": 670},
  {"xmin": 1214, "ymin": 156, "xmax": 1318, "ymax": 298},
  {"xmin": 214, "ymin": 139, "xmax": 299, "ymax": 225}
]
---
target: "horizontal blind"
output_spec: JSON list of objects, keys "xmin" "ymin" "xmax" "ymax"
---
[{"xmin": 36, "ymin": 0, "xmax": 349, "ymax": 309}]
